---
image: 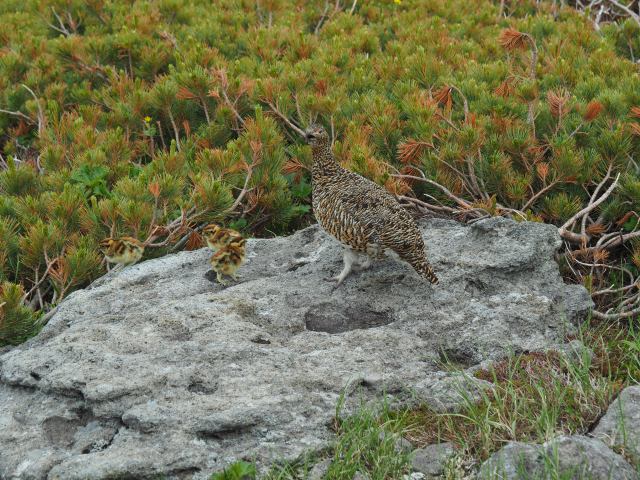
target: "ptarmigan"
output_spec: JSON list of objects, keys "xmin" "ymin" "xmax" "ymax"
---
[
  {"xmin": 305, "ymin": 124, "xmax": 438, "ymax": 286},
  {"xmin": 99, "ymin": 237, "xmax": 145, "ymax": 271},
  {"xmin": 209, "ymin": 237, "xmax": 246, "ymax": 285}
]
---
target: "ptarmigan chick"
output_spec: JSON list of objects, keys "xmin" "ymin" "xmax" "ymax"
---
[
  {"xmin": 202, "ymin": 224, "xmax": 243, "ymax": 252},
  {"xmin": 209, "ymin": 238, "xmax": 246, "ymax": 285},
  {"xmin": 305, "ymin": 124, "xmax": 438, "ymax": 286},
  {"xmin": 99, "ymin": 237, "xmax": 145, "ymax": 271}
]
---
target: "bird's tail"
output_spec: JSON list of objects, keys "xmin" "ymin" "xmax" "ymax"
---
[
  {"xmin": 397, "ymin": 248, "xmax": 439, "ymax": 285},
  {"xmin": 386, "ymin": 233, "xmax": 439, "ymax": 285},
  {"xmin": 411, "ymin": 257, "xmax": 439, "ymax": 285}
]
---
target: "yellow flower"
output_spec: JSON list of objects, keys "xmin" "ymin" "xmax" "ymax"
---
[
  {"xmin": 144, "ymin": 116, "xmax": 151, "ymax": 123},
  {"xmin": 394, "ymin": 0, "xmax": 401, "ymax": 3}
]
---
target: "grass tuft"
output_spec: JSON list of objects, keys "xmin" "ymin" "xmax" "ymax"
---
[
  {"xmin": 403, "ymin": 331, "xmax": 624, "ymax": 462},
  {"xmin": 323, "ymin": 394, "xmax": 412, "ymax": 480}
]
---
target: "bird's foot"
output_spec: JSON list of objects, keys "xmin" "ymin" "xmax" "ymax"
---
[
  {"xmin": 355, "ymin": 257, "xmax": 372, "ymax": 271},
  {"xmin": 323, "ymin": 274, "xmax": 342, "ymax": 284},
  {"xmin": 323, "ymin": 274, "xmax": 346, "ymax": 291}
]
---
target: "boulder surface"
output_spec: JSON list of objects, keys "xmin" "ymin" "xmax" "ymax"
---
[
  {"xmin": 0, "ymin": 218, "xmax": 592, "ymax": 479},
  {"xmin": 592, "ymin": 385, "xmax": 640, "ymax": 464},
  {"xmin": 479, "ymin": 435, "xmax": 637, "ymax": 479}
]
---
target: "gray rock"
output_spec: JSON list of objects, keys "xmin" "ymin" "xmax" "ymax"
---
[
  {"xmin": 396, "ymin": 436, "xmax": 415, "ymax": 453},
  {"xmin": 592, "ymin": 385, "xmax": 640, "ymax": 464},
  {"xmin": 0, "ymin": 218, "xmax": 592, "ymax": 479},
  {"xmin": 377, "ymin": 431, "xmax": 414, "ymax": 453},
  {"xmin": 412, "ymin": 372, "xmax": 494, "ymax": 413},
  {"xmin": 479, "ymin": 441, "xmax": 545, "ymax": 479},
  {"xmin": 308, "ymin": 458, "xmax": 331, "ymax": 480},
  {"xmin": 411, "ymin": 442, "xmax": 455, "ymax": 477},
  {"xmin": 480, "ymin": 435, "xmax": 637, "ymax": 479},
  {"xmin": 404, "ymin": 474, "xmax": 426, "ymax": 480}
]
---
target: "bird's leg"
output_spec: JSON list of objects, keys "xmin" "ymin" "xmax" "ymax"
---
[
  {"xmin": 328, "ymin": 248, "xmax": 359, "ymax": 286},
  {"xmin": 216, "ymin": 271, "xmax": 228, "ymax": 285},
  {"xmin": 356, "ymin": 255, "xmax": 372, "ymax": 270},
  {"xmin": 112, "ymin": 264, "xmax": 124, "ymax": 273}
]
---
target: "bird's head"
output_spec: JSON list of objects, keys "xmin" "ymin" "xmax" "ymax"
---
[
  {"xmin": 304, "ymin": 124, "xmax": 329, "ymax": 147},
  {"xmin": 99, "ymin": 238, "xmax": 114, "ymax": 252},
  {"xmin": 202, "ymin": 224, "xmax": 221, "ymax": 239}
]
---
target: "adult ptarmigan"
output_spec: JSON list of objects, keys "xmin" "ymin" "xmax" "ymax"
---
[{"xmin": 305, "ymin": 124, "xmax": 438, "ymax": 286}]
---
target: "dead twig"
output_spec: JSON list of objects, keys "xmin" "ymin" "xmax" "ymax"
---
[
  {"xmin": 449, "ymin": 85, "xmax": 469, "ymax": 123},
  {"xmin": 36, "ymin": 305, "xmax": 60, "ymax": 327},
  {"xmin": 558, "ymin": 169, "xmax": 619, "ymax": 244},
  {"xmin": 592, "ymin": 306, "xmax": 640, "ymax": 320},
  {"xmin": 391, "ymin": 173, "xmax": 474, "ymax": 210},
  {"xmin": 592, "ymin": 283, "xmax": 639, "ymax": 296},
  {"xmin": 0, "ymin": 108, "xmax": 34, "ymax": 124},
  {"xmin": 21, "ymin": 257, "xmax": 58, "ymax": 304},
  {"xmin": 212, "ymin": 69, "xmax": 246, "ymax": 130},
  {"xmin": 167, "ymin": 108, "xmax": 181, "ymax": 151},
  {"xmin": 47, "ymin": 7, "xmax": 72, "ymax": 36},
  {"xmin": 397, "ymin": 195, "xmax": 459, "ymax": 214},
  {"xmin": 606, "ymin": 0, "xmax": 640, "ymax": 26},
  {"xmin": 21, "ymin": 84, "xmax": 45, "ymax": 135},
  {"xmin": 263, "ymin": 99, "xmax": 307, "ymax": 137},
  {"xmin": 522, "ymin": 179, "xmax": 562, "ymax": 211},
  {"xmin": 314, "ymin": 1, "xmax": 330, "ymax": 34}
]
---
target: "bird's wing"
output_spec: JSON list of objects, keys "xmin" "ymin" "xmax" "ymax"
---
[
  {"xmin": 345, "ymin": 173, "xmax": 427, "ymax": 252},
  {"xmin": 315, "ymin": 171, "xmax": 416, "ymax": 250}
]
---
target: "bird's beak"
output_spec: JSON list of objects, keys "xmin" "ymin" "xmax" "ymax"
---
[{"xmin": 304, "ymin": 131, "xmax": 313, "ymax": 141}]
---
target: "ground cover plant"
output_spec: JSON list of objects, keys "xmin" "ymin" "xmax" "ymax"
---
[{"xmin": 2, "ymin": 0, "xmax": 640, "ymax": 344}]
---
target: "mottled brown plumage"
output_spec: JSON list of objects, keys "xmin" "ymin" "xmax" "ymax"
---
[
  {"xmin": 305, "ymin": 124, "xmax": 438, "ymax": 285},
  {"xmin": 99, "ymin": 236, "xmax": 145, "ymax": 270},
  {"xmin": 202, "ymin": 224, "xmax": 243, "ymax": 251},
  {"xmin": 209, "ymin": 240, "xmax": 246, "ymax": 285}
]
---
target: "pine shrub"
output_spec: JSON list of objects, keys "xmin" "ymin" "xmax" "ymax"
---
[{"xmin": 1, "ymin": 0, "xmax": 639, "ymax": 345}]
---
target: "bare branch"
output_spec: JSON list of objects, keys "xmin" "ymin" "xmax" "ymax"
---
[
  {"xmin": 264, "ymin": 100, "xmax": 307, "ymax": 137},
  {"xmin": 592, "ymin": 283, "xmax": 640, "ymax": 296},
  {"xmin": 391, "ymin": 173, "xmax": 474, "ymax": 210},
  {"xmin": 21, "ymin": 84, "xmax": 45, "ymax": 135},
  {"xmin": 397, "ymin": 195, "xmax": 459, "ymax": 214},
  {"xmin": 48, "ymin": 7, "xmax": 71, "ymax": 36},
  {"xmin": 0, "ymin": 108, "xmax": 34, "ymax": 124},
  {"xmin": 606, "ymin": 0, "xmax": 640, "ymax": 26},
  {"xmin": 521, "ymin": 179, "xmax": 561, "ymax": 211},
  {"xmin": 21, "ymin": 260, "xmax": 57, "ymax": 304},
  {"xmin": 592, "ymin": 306, "xmax": 640, "ymax": 320},
  {"xmin": 558, "ymin": 171, "xmax": 620, "ymax": 243},
  {"xmin": 225, "ymin": 163, "xmax": 255, "ymax": 214},
  {"xmin": 314, "ymin": 1, "xmax": 330, "ymax": 34},
  {"xmin": 220, "ymin": 86, "xmax": 245, "ymax": 129},
  {"xmin": 36, "ymin": 305, "xmax": 60, "ymax": 327},
  {"xmin": 167, "ymin": 108, "xmax": 181, "ymax": 151},
  {"xmin": 449, "ymin": 85, "xmax": 469, "ymax": 122}
]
